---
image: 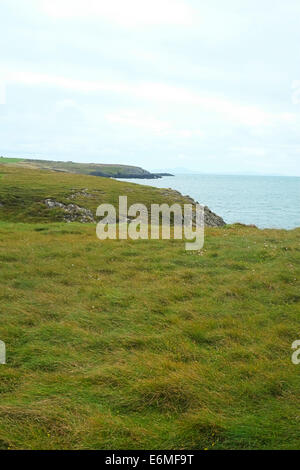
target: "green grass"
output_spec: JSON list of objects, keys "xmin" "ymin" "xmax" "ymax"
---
[
  {"xmin": 0, "ymin": 157, "xmax": 23, "ymax": 163},
  {"xmin": 0, "ymin": 221, "xmax": 299, "ymax": 450},
  {"xmin": 0, "ymin": 164, "xmax": 299, "ymax": 450}
]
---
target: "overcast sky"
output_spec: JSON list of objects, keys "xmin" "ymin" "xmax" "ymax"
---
[{"xmin": 1, "ymin": 0, "xmax": 300, "ymax": 175}]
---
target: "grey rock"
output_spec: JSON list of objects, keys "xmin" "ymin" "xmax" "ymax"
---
[
  {"xmin": 181, "ymin": 195, "xmax": 226, "ymax": 227},
  {"xmin": 44, "ymin": 199, "xmax": 64, "ymax": 209},
  {"xmin": 203, "ymin": 205, "xmax": 226, "ymax": 227},
  {"xmin": 44, "ymin": 199, "xmax": 95, "ymax": 223},
  {"xmin": 68, "ymin": 188, "xmax": 93, "ymax": 199}
]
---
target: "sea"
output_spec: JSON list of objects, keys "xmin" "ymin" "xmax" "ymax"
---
[{"xmin": 117, "ymin": 174, "xmax": 300, "ymax": 230}]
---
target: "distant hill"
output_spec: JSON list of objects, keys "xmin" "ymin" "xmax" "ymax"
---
[{"xmin": 0, "ymin": 156, "xmax": 173, "ymax": 179}]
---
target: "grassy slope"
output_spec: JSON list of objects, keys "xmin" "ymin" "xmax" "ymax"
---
[
  {"xmin": 0, "ymin": 156, "xmax": 152, "ymax": 177},
  {"xmin": 0, "ymin": 164, "xmax": 188, "ymax": 223},
  {"xmin": 0, "ymin": 165, "xmax": 299, "ymax": 450}
]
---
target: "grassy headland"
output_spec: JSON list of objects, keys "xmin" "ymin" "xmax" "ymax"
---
[
  {"xmin": 0, "ymin": 163, "xmax": 299, "ymax": 450},
  {"xmin": 0, "ymin": 156, "xmax": 171, "ymax": 179}
]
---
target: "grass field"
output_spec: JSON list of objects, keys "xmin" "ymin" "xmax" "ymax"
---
[{"xmin": 0, "ymin": 164, "xmax": 299, "ymax": 450}]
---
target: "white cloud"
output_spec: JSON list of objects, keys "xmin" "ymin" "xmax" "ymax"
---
[
  {"xmin": 5, "ymin": 69, "xmax": 295, "ymax": 129},
  {"xmin": 231, "ymin": 147, "xmax": 268, "ymax": 157},
  {"xmin": 105, "ymin": 110, "xmax": 204, "ymax": 139},
  {"xmin": 40, "ymin": 0, "xmax": 195, "ymax": 27},
  {"xmin": 106, "ymin": 111, "xmax": 171, "ymax": 135},
  {"xmin": 0, "ymin": 80, "xmax": 6, "ymax": 105},
  {"xmin": 292, "ymin": 80, "xmax": 300, "ymax": 105},
  {"xmin": 178, "ymin": 130, "xmax": 204, "ymax": 138},
  {"xmin": 55, "ymin": 99, "xmax": 78, "ymax": 111},
  {"xmin": 6, "ymin": 70, "xmax": 130, "ymax": 95}
]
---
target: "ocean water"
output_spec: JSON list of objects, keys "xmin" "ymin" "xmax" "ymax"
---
[{"xmin": 117, "ymin": 174, "xmax": 300, "ymax": 230}]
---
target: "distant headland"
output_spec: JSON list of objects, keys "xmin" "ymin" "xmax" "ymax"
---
[{"xmin": 0, "ymin": 156, "xmax": 173, "ymax": 179}]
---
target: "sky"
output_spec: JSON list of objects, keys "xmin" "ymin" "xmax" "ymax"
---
[{"xmin": 1, "ymin": 0, "xmax": 300, "ymax": 175}]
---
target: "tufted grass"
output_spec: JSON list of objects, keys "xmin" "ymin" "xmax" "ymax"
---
[{"xmin": 0, "ymin": 219, "xmax": 299, "ymax": 449}]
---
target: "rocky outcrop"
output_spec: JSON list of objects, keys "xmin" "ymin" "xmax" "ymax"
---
[
  {"xmin": 43, "ymin": 190, "xmax": 226, "ymax": 227},
  {"xmin": 44, "ymin": 199, "xmax": 95, "ymax": 223},
  {"xmin": 159, "ymin": 189, "xmax": 226, "ymax": 227},
  {"xmin": 180, "ymin": 193, "xmax": 225, "ymax": 227},
  {"xmin": 203, "ymin": 206, "xmax": 225, "ymax": 227}
]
